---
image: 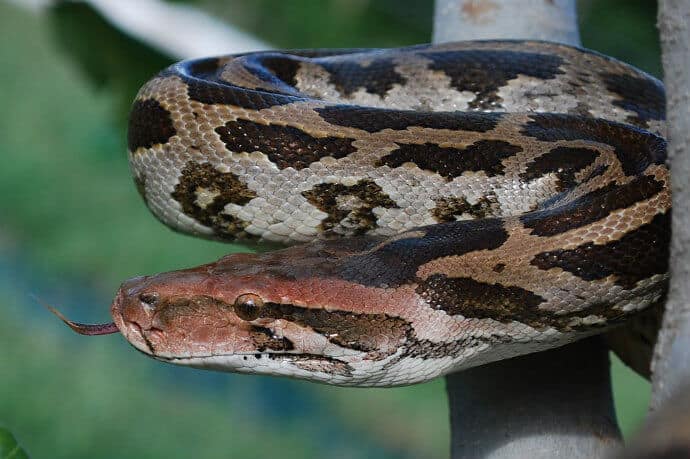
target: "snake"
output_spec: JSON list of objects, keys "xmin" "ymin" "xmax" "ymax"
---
[{"xmin": 51, "ymin": 40, "xmax": 669, "ymax": 387}]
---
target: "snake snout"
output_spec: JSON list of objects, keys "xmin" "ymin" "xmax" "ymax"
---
[{"xmin": 111, "ymin": 279, "xmax": 164, "ymax": 354}]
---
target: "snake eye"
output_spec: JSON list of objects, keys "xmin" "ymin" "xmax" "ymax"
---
[
  {"xmin": 139, "ymin": 292, "xmax": 159, "ymax": 305},
  {"xmin": 233, "ymin": 293, "xmax": 264, "ymax": 321}
]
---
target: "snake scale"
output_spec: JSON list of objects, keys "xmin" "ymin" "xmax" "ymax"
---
[{"xmin": 56, "ymin": 40, "xmax": 669, "ymax": 387}]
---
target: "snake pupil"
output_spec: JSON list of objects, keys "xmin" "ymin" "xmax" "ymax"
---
[{"xmin": 234, "ymin": 293, "xmax": 264, "ymax": 321}]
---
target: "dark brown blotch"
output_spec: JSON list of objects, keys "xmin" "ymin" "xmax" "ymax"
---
[
  {"xmin": 521, "ymin": 114, "xmax": 667, "ymax": 176},
  {"xmin": 416, "ymin": 274, "xmax": 546, "ymax": 325},
  {"xmin": 215, "ymin": 119, "xmax": 357, "ymax": 170},
  {"xmin": 416, "ymin": 275, "xmax": 638, "ymax": 331},
  {"xmin": 432, "ymin": 196, "xmax": 498, "ymax": 222},
  {"xmin": 315, "ymin": 106, "xmax": 503, "ymax": 133},
  {"xmin": 302, "ymin": 179, "xmax": 399, "ymax": 236},
  {"xmin": 250, "ymin": 326, "xmax": 295, "ymax": 352},
  {"xmin": 521, "ymin": 175, "xmax": 665, "ymax": 237},
  {"xmin": 175, "ymin": 59, "xmax": 301, "ymax": 109},
  {"xmin": 171, "ymin": 161, "xmax": 257, "ymax": 239},
  {"xmin": 531, "ymin": 212, "xmax": 669, "ymax": 289},
  {"xmin": 599, "ymin": 71, "xmax": 665, "ymax": 127},
  {"xmin": 339, "ymin": 218, "xmax": 509, "ymax": 287},
  {"xmin": 245, "ymin": 54, "xmax": 303, "ymax": 88},
  {"xmin": 422, "ymin": 50, "xmax": 565, "ymax": 109},
  {"xmin": 185, "ymin": 57, "xmax": 222, "ymax": 77},
  {"xmin": 378, "ymin": 140, "xmax": 522, "ymax": 179},
  {"xmin": 319, "ymin": 57, "xmax": 405, "ymax": 97},
  {"xmin": 127, "ymin": 98, "xmax": 177, "ymax": 152},
  {"xmin": 405, "ymin": 333, "xmax": 515, "ymax": 359},
  {"xmin": 521, "ymin": 146, "xmax": 599, "ymax": 190}
]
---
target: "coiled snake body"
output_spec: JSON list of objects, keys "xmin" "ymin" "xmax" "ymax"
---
[{"xmin": 64, "ymin": 41, "xmax": 669, "ymax": 387}]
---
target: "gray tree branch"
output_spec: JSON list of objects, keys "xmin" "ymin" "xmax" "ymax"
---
[
  {"xmin": 433, "ymin": 0, "xmax": 580, "ymax": 44},
  {"xmin": 650, "ymin": 0, "xmax": 690, "ymax": 408},
  {"xmin": 432, "ymin": 1, "xmax": 622, "ymax": 457}
]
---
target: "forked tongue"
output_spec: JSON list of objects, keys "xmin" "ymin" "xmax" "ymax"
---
[{"xmin": 39, "ymin": 298, "xmax": 119, "ymax": 336}]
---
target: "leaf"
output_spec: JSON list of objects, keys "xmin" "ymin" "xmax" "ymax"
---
[{"xmin": 0, "ymin": 428, "xmax": 30, "ymax": 459}]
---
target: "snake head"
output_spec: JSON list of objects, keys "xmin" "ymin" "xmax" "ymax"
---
[{"xmin": 109, "ymin": 243, "xmax": 434, "ymax": 386}]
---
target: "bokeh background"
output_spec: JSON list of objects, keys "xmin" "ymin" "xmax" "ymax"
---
[{"xmin": 0, "ymin": 1, "xmax": 661, "ymax": 458}]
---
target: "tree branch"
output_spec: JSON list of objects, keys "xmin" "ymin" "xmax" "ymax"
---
[
  {"xmin": 447, "ymin": 338, "xmax": 621, "ymax": 458},
  {"xmin": 650, "ymin": 0, "xmax": 690, "ymax": 408},
  {"xmin": 432, "ymin": 1, "xmax": 622, "ymax": 457},
  {"xmin": 433, "ymin": 0, "xmax": 580, "ymax": 44}
]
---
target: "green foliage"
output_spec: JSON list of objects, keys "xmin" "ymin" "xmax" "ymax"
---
[
  {"xmin": 578, "ymin": 0, "xmax": 661, "ymax": 76},
  {"xmin": 0, "ymin": 429, "xmax": 30, "ymax": 459},
  {"xmin": 208, "ymin": 0, "xmax": 432, "ymax": 48}
]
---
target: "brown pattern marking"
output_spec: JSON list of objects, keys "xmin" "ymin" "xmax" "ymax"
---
[
  {"xmin": 250, "ymin": 326, "xmax": 295, "ymax": 352},
  {"xmin": 521, "ymin": 113, "xmax": 667, "ymax": 176},
  {"xmin": 302, "ymin": 179, "xmax": 399, "ymax": 235},
  {"xmin": 315, "ymin": 106, "xmax": 504, "ymax": 133},
  {"xmin": 178, "ymin": 62, "xmax": 300, "ymax": 109},
  {"xmin": 127, "ymin": 99, "xmax": 177, "ymax": 152},
  {"xmin": 531, "ymin": 212, "xmax": 669, "ymax": 289},
  {"xmin": 184, "ymin": 57, "xmax": 222, "ymax": 77},
  {"xmin": 584, "ymin": 164, "xmax": 610, "ymax": 181},
  {"xmin": 416, "ymin": 275, "xmax": 631, "ymax": 331},
  {"xmin": 215, "ymin": 119, "xmax": 357, "ymax": 170},
  {"xmin": 378, "ymin": 140, "xmax": 522, "ymax": 179},
  {"xmin": 432, "ymin": 196, "xmax": 497, "ymax": 222},
  {"xmin": 339, "ymin": 218, "xmax": 508, "ymax": 287},
  {"xmin": 263, "ymin": 303, "xmax": 411, "ymax": 357},
  {"xmin": 493, "ymin": 263, "xmax": 506, "ymax": 273},
  {"xmin": 520, "ymin": 146, "xmax": 599, "ymax": 190},
  {"xmin": 171, "ymin": 161, "xmax": 256, "ymax": 238},
  {"xmin": 421, "ymin": 50, "xmax": 564, "ymax": 109},
  {"xmin": 521, "ymin": 175, "xmax": 665, "ymax": 237},
  {"xmin": 599, "ymin": 72, "xmax": 665, "ymax": 126},
  {"xmin": 416, "ymin": 274, "xmax": 546, "ymax": 324},
  {"xmin": 405, "ymin": 333, "xmax": 515, "ymax": 359},
  {"xmin": 244, "ymin": 54, "xmax": 303, "ymax": 88},
  {"xmin": 319, "ymin": 58, "xmax": 406, "ymax": 97}
]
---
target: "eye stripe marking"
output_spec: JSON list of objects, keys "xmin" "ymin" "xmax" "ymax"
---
[{"xmin": 261, "ymin": 303, "xmax": 411, "ymax": 357}]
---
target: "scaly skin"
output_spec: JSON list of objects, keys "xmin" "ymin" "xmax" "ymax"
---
[{"xmin": 49, "ymin": 41, "xmax": 669, "ymax": 386}]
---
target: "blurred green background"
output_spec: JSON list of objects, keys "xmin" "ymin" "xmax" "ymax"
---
[{"xmin": 0, "ymin": 1, "xmax": 660, "ymax": 458}]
